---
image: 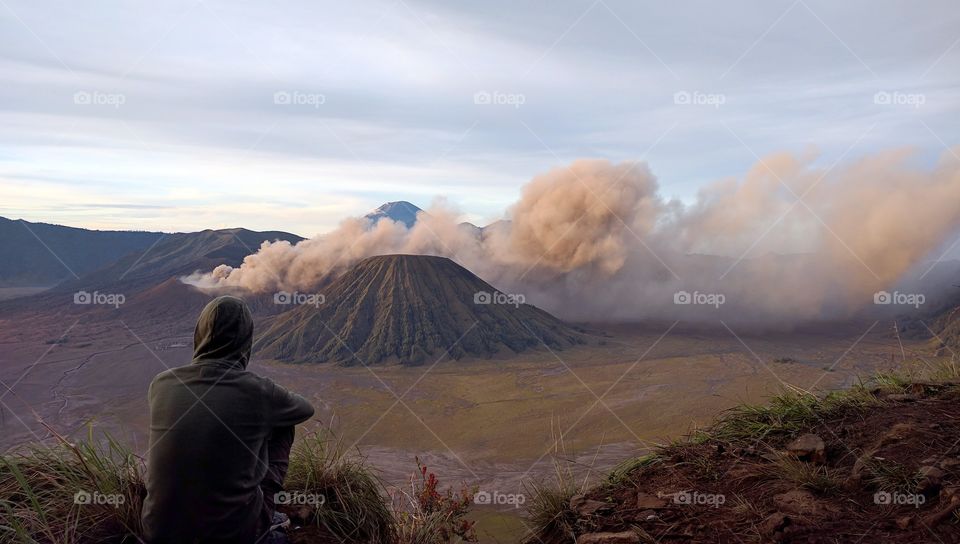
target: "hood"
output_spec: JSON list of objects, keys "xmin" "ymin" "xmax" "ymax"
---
[{"xmin": 192, "ymin": 296, "xmax": 254, "ymax": 369}]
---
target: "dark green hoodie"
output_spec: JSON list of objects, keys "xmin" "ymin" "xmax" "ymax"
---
[{"xmin": 142, "ymin": 296, "xmax": 314, "ymax": 543}]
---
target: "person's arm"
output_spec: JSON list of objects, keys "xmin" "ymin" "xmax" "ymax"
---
[{"xmin": 266, "ymin": 379, "xmax": 315, "ymax": 427}]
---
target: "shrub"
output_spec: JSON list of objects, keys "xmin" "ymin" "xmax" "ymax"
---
[
  {"xmin": 284, "ymin": 431, "xmax": 394, "ymax": 543},
  {"xmin": 390, "ymin": 459, "xmax": 476, "ymax": 544},
  {"xmin": 0, "ymin": 433, "xmax": 144, "ymax": 544}
]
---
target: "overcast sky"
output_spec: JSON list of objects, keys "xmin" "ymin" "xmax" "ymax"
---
[{"xmin": 1, "ymin": 0, "xmax": 958, "ymax": 236}]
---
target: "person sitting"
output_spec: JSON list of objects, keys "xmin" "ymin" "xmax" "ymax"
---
[{"xmin": 142, "ymin": 296, "xmax": 314, "ymax": 543}]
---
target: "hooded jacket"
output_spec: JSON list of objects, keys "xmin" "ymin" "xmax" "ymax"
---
[{"xmin": 142, "ymin": 296, "xmax": 314, "ymax": 543}]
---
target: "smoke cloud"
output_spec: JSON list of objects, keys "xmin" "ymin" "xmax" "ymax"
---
[{"xmin": 184, "ymin": 149, "xmax": 960, "ymax": 326}]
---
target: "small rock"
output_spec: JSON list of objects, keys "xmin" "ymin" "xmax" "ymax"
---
[
  {"xmin": 724, "ymin": 465, "xmax": 755, "ymax": 481},
  {"xmin": 909, "ymin": 382, "xmax": 931, "ymax": 395},
  {"xmin": 918, "ymin": 465, "xmax": 946, "ymax": 494},
  {"xmin": 638, "ymin": 509, "xmax": 659, "ymax": 521},
  {"xmin": 636, "ymin": 492, "xmax": 668, "ymax": 509},
  {"xmin": 786, "ymin": 433, "xmax": 826, "ymax": 463},
  {"xmin": 921, "ymin": 495, "xmax": 960, "ymax": 527},
  {"xmin": 758, "ymin": 512, "xmax": 790, "ymax": 536},
  {"xmin": 576, "ymin": 531, "xmax": 640, "ymax": 544},
  {"xmin": 569, "ymin": 494, "xmax": 610, "ymax": 517},
  {"xmin": 896, "ymin": 515, "xmax": 912, "ymax": 530},
  {"xmin": 773, "ymin": 489, "xmax": 823, "ymax": 516},
  {"xmin": 879, "ymin": 423, "xmax": 915, "ymax": 446},
  {"xmin": 289, "ymin": 505, "xmax": 314, "ymax": 523},
  {"xmin": 939, "ymin": 458, "xmax": 960, "ymax": 471}
]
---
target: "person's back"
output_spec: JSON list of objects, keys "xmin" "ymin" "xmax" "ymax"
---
[{"xmin": 142, "ymin": 296, "xmax": 314, "ymax": 543}]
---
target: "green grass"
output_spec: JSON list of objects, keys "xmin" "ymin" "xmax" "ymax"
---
[
  {"xmin": 0, "ymin": 431, "xmax": 144, "ymax": 544},
  {"xmin": 861, "ymin": 459, "xmax": 922, "ymax": 494},
  {"xmin": 929, "ymin": 357, "xmax": 960, "ymax": 382},
  {"xmin": 763, "ymin": 455, "xmax": 840, "ymax": 495},
  {"xmin": 284, "ymin": 431, "xmax": 394, "ymax": 544},
  {"xmin": 707, "ymin": 382, "xmax": 881, "ymax": 445},
  {"xmin": 522, "ymin": 477, "xmax": 579, "ymax": 544},
  {"xmin": 0, "ymin": 429, "xmax": 473, "ymax": 544},
  {"xmin": 521, "ymin": 362, "xmax": 958, "ymax": 542},
  {"xmin": 872, "ymin": 372, "xmax": 912, "ymax": 392},
  {"xmin": 522, "ymin": 433, "xmax": 593, "ymax": 544},
  {"xmin": 604, "ymin": 454, "xmax": 661, "ymax": 487}
]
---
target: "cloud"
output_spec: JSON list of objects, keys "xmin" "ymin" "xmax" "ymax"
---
[
  {"xmin": 2, "ymin": 0, "xmax": 959, "ymax": 233},
  {"xmin": 187, "ymin": 147, "xmax": 960, "ymax": 326}
]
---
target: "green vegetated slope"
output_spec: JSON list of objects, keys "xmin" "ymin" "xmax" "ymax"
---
[{"xmin": 524, "ymin": 368, "xmax": 960, "ymax": 544}]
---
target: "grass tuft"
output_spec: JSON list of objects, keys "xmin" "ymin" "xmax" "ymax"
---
[
  {"xmin": 0, "ymin": 431, "xmax": 144, "ymax": 544},
  {"xmin": 281, "ymin": 430, "xmax": 394, "ymax": 544},
  {"xmin": 1, "ymin": 428, "xmax": 475, "ymax": 544},
  {"xmin": 604, "ymin": 454, "xmax": 660, "ymax": 487},
  {"xmin": 763, "ymin": 454, "xmax": 840, "ymax": 495},
  {"xmin": 861, "ymin": 459, "xmax": 922, "ymax": 494}
]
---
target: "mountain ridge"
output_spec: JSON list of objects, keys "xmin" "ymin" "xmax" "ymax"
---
[{"xmin": 255, "ymin": 254, "xmax": 584, "ymax": 365}]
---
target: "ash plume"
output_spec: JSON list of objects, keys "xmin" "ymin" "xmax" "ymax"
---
[{"xmin": 184, "ymin": 149, "xmax": 960, "ymax": 326}]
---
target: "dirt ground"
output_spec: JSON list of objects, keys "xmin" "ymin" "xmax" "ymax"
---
[
  {"xmin": 0, "ymin": 310, "xmax": 929, "ymax": 542},
  {"xmin": 553, "ymin": 382, "xmax": 960, "ymax": 543}
]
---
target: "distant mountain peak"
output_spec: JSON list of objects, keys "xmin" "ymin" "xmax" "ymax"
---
[
  {"xmin": 364, "ymin": 201, "xmax": 423, "ymax": 229},
  {"xmin": 255, "ymin": 254, "xmax": 584, "ymax": 365},
  {"xmin": 374, "ymin": 200, "xmax": 420, "ymax": 211}
]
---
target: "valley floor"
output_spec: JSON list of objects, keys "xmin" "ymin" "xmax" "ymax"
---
[{"xmin": 0, "ymin": 315, "xmax": 926, "ymax": 542}]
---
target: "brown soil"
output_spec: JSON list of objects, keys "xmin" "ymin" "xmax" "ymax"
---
[
  {"xmin": 278, "ymin": 505, "xmax": 340, "ymax": 544},
  {"xmin": 538, "ymin": 382, "xmax": 960, "ymax": 544}
]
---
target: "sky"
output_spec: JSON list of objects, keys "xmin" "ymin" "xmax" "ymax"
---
[{"xmin": 1, "ymin": 0, "xmax": 959, "ymax": 237}]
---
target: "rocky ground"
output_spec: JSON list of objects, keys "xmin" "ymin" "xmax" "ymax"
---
[{"xmin": 532, "ymin": 380, "xmax": 960, "ymax": 544}]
